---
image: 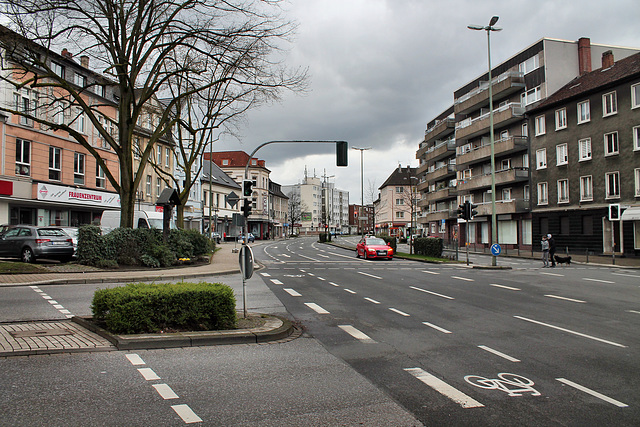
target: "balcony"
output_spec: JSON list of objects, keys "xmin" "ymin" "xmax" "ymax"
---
[
  {"xmin": 425, "ymin": 164, "xmax": 456, "ymax": 182},
  {"xmin": 474, "ymin": 198, "xmax": 530, "ymax": 216},
  {"xmin": 455, "ymin": 103, "xmax": 525, "ymax": 142},
  {"xmin": 457, "ymin": 136, "xmax": 528, "ymax": 167},
  {"xmin": 454, "ymin": 72, "xmax": 525, "ymax": 115},
  {"xmin": 416, "ymin": 179, "xmax": 429, "ymax": 192},
  {"xmin": 457, "ymin": 167, "xmax": 529, "ymax": 192},
  {"xmin": 421, "ymin": 187, "xmax": 457, "ymax": 204},
  {"xmin": 418, "ymin": 209, "xmax": 457, "ymax": 224},
  {"xmin": 419, "ymin": 118, "xmax": 455, "ymax": 150},
  {"xmin": 418, "ymin": 139, "xmax": 456, "ymax": 164}
]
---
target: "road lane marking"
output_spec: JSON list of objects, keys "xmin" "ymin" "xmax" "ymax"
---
[
  {"xmin": 344, "ymin": 289, "xmax": 356, "ymax": 294},
  {"xmin": 582, "ymin": 278, "xmax": 615, "ymax": 284},
  {"xmin": 318, "ymin": 254, "xmax": 330, "ymax": 258},
  {"xmin": 283, "ymin": 288, "xmax": 301, "ymax": 297},
  {"xmin": 153, "ymin": 384, "xmax": 179, "ymax": 400},
  {"xmin": 305, "ymin": 303, "xmax": 330, "ymax": 314},
  {"xmin": 137, "ymin": 368, "xmax": 161, "ymax": 381},
  {"xmin": 270, "ymin": 279, "xmax": 283, "ymax": 285},
  {"xmin": 478, "ymin": 345, "xmax": 520, "ymax": 362},
  {"xmin": 410, "ymin": 286, "xmax": 455, "ymax": 300},
  {"xmin": 556, "ymin": 378, "xmax": 628, "ymax": 407},
  {"xmin": 126, "ymin": 354, "xmax": 145, "ymax": 365},
  {"xmin": 260, "ymin": 272, "xmax": 271, "ymax": 277},
  {"xmin": 307, "ymin": 273, "xmax": 315, "ymax": 276},
  {"xmin": 422, "ymin": 322, "xmax": 451, "ymax": 334},
  {"xmin": 626, "ymin": 310, "xmax": 640, "ymax": 314},
  {"xmin": 544, "ymin": 295, "xmax": 586, "ymax": 303},
  {"xmin": 404, "ymin": 368, "xmax": 484, "ymax": 409},
  {"xmin": 541, "ymin": 272, "xmax": 564, "ymax": 277},
  {"xmin": 338, "ymin": 325, "xmax": 376, "ymax": 343},
  {"xmin": 422, "ymin": 270, "xmax": 440, "ymax": 275},
  {"xmin": 451, "ymin": 276, "xmax": 474, "ymax": 282},
  {"xmin": 490, "ymin": 284, "xmax": 521, "ymax": 291},
  {"xmin": 329, "ymin": 282, "xmax": 340, "ymax": 287},
  {"xmin": 364, "ymin": 297, "xmax": 380, "ymax": 304},
  {"xmin": 317, "ymin": 277, "xmax": 326, "ymax": 281},
  {"xmin": 612, "ymin": 272, "xmax": 640, "ymax": 279},
  {"xmin": 171, "ymin": 404, "xmax": 203, "ymax": 423},
  {"xmin": 358, "ymin": 271, "xmax": 382, "ymax": 279},
  {"xmin": 389, "ymin": 308, "xmax": 410, "ymax": 317},
  {"xmin": 514, "ymin": 316, "xmax": 627, "ymax": 348}
]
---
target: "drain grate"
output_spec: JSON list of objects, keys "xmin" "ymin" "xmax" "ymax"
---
[{"xmin": 9, "ymin": 328, "xmax": 74, "ymax": 338}]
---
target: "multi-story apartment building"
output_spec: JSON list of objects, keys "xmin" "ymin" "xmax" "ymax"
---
[
  {"xmin": 206, "ymin": 151, "xmax": 271, "ymax": 239},
  {"xmin": 201, "ymin": 159, "xmax": 241, "ymax": 239},
  {"xmin": 0, "ymin": 36, "xmax": 121, "ymax": 227},
  {"xmin": 282, "ymin": 174, "xmax": 322, "ymax": 234},
  {"xmin": 528, "ymin": 50, "xmax": 640, "ymax": 256},
  {"xmin": 348, "ymin": 204, "xmax": 374, "ymax": 235},
  {"xmin": 450, "ymin": 37, "xmax": 640, "ymax": 251},
  {"xmin": 374, "ymin": 166, "xmax": 417, "ymax": 237},
  {"xmin": 416, "ymin": 106, "xmax": 457, "ymax": 240},
  {"xmin": 268, "ymin": 180, "xmax": 289, "ymax": 239},
  {"xmin": 322, "ymin": 181, "xmax": 349, "ymax": 234}
]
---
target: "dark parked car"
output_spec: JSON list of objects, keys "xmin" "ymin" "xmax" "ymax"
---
[{"xmin": 0, "ymin": 225, "xmax": 74, "ymax": 263}]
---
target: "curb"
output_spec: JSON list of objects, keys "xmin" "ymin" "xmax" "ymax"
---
[{"xmin": 72, "ymin": 314, "xmax": 294, "ymax": 351}]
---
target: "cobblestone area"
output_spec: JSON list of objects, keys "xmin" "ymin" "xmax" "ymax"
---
[{"xmin": 0, "ymin": 320, "xmax": 114, "ymax": 356}]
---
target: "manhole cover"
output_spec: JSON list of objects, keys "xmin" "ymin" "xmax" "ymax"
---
[{"xmin": 9, "ymin": 328, "xmax": 74, "ymax": 338}]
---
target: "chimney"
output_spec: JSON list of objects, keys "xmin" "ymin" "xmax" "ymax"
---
[
  {"xmin": 578, "ymin": 37, "xmax": 591, "ymax": 76},
  {"xmin": 80, "ymin": 55, "xmax": 89, "ymax": 68},
  {"xmin": 602, "ymin": 50, "xmax": 614, "ymax": 68},
  {"xmin": 61, "ymin": 48, "xmax": 73, "ymax": 59}
]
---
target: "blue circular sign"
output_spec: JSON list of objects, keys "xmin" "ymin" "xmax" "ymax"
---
[{"xmin": 490, "ymin": 243, "xmax": 502, "ymax": 256}]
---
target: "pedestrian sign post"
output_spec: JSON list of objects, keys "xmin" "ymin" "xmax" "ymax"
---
[
  {"xmin": 491, "ymin": 243, "xmax": 502, "ymax": 257},
  {"xmin": 239, "ymin": 244, "xmax": 254, "ymax": 319}
]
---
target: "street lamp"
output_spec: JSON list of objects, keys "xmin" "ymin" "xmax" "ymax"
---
[
  {"xmin": 468, "ymin": 16, "xmax": 501, "ymax": 267},
  {"xmin": 352, "ymin": 147, "xmax": 371, "ymax": 237}
]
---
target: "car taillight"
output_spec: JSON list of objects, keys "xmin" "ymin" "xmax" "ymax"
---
[{"xmin": 36, "ymin": 238, "xmax": 51, "ymax": 244}]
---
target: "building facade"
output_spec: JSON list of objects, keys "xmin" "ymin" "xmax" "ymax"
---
[
  {"xmin": 374, "ymin": 166, "xmax": 417, "ymax": 238},
  {"xmin": 201, "ymin": 159, "xmax": 241, "ymax": 239},
  {"xmin": 268, "ymin": 180, "xmax": 289, "ymax": 239},
  {"xmin": 348, "ymin": 204, "xmax": 374, "ymax": 235}
]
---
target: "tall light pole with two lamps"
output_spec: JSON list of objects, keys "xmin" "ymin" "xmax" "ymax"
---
[
  {"xmin": 468, "ymin": 16, "xmax": 501, "ymax": 266},
  {"xmin": 352, "ymin": 147, "xmax": 371, "ymax": 237}
]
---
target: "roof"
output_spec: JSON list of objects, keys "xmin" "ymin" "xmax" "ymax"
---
[
  {"xmin": 269, "ymin": 180, "xmax": 289, "ymax": 199},
  {"xmin": 201, "ymin": 160, "xmax": 241, "ymax": 189},
  {"xmin": 207, "ymin": 151, "xmax": 270, "ymax": 172},
  {"xmin": 379, "ymin": 166, "xmax": 417, "ymax": 190},
  {"xmin": 531, "ymin": 51, "xmax": 640, "ymax": 111}
]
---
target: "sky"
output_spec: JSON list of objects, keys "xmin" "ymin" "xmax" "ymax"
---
[{"xmin": 215, "ymin": 0, "xmax": 640, "ymax": 203}]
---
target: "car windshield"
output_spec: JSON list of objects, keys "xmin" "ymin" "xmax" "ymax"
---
[
  {"xmin": 38, "ymin": 228, "xmax": 67, "ymax": 237},
  {"xmin": 366, "ymin": 238, "xmax": 387, "ymax": 246}
]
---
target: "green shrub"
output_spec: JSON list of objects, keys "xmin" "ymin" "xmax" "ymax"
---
[
  {"xmin": 168, "ymin": 229, "xmax": 194, "ymax": 258},
  {"xmin": 91, "ymin": 282, "xmax": 237, "ymax": 334},
  {"xmin": 414, "ymin": 237, "xmax": 443, "ymax": 258},
  {"xmin": 77, "ymin": 225, "xmax": 104, "ymax": 266},
  {"xmin": 183, "ymin": 229, "xmax": 212, "ymax": 256}
]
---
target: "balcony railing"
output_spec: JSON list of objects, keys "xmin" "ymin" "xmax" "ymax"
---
[
  {"xmin": 455, "ymin": 103, "xmax": 525, "ymax": 141},
  {"xmin": 457, "ymin": 167, "xmax": 529, "ymax": 192},
  {"xmin": 419, "ymin": 139, "xmax": 456, "ymax": 163},
  {"xmin": 425, "ymin": 163, "xmax": 456, "ymax": 182},
  {"xmin": 457, "ymin": 136, "xmax": 528, "ymax": 167},
  {"xmin": 421, "ymin": 187, "xmax": 457, "ymax": 204},
  {"xmin": 474, "ymin": 198, "xmax": 530, "ymax": 216},
  {"xmin": 420, "ymin": 117, "xmax": 456, "ymax": 148},
  {"xmin": 454, "ymin": 71, "xmax": 525, "ymax": 115}
]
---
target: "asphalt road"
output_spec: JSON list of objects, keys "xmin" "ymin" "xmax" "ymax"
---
[{"xmin": 254, "ymin": 237, "xmax": 640, "ymax": 426}]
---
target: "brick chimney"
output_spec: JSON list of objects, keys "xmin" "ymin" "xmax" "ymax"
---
[
  {"xmin": 80, "ymin": 55, "xmax": 89, "ymax": 68},
  {"xmin": 61, "ymin": 48, "xmax": 73, "ymax": 59},
  {"xmin": 578, "ymin": 37, "xmax": 591, "ymax": 76},
  {"xmin": 602, "ymin": 50, "xmax": 614, "ymax": 68}
]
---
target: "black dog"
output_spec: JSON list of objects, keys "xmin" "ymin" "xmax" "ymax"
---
[{"xmin": 554, "ymin": 255, "xmax": 572, "ymax": 266}]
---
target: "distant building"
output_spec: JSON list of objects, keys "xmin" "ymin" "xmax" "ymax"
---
[
  {"xmin": 268, "ymin": 180, "xmax": 289, "ymax": 238},
  {"xmin": 375, "ymin": 166, "xmax": 417, "ymax": 238},
  {"xmin": 201, "ymin": 160, "xmax": 241, "ymax": 239},
  {"xmin": 349, "ymin": 204, "xmax": 374, "ymax": 234}
]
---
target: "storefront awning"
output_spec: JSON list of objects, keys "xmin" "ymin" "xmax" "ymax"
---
[{"xmin": 621, "ymin": 207, "xmax": 640, "ymax": 221}]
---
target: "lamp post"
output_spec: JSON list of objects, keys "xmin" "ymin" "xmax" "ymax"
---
[
  {"xmin": 352, "ymin": 147, "xmax": 371, "ymax": 237},
  {"xmin": 468, "ymin": 16, "xmax": 501, "ymax": 266}
]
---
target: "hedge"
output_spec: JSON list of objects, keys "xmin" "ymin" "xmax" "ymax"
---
[
  {"xmin": 413, "ymin": 237, "xmax": 444, "ymax": 258},
  {"xmin": 91, "ymin": 282, "xmax": 237, "ymax": 334}
]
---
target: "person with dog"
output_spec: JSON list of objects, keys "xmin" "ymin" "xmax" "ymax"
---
[
  {"xmin": 548, "ymin": 234, "xmax": 556, "ymax": 267},
  {"xmin": 541, "ymin": 235, "xmax": 550, "ymax": 267}
]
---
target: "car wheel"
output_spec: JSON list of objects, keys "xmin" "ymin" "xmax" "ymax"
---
[
  {"xmin": 356, "ymin": 249, "xmax": 360, "ymax": 258},
  {"xmin": 363, "ymin": 251, "xmax": 368, "ymax": 260},
  {"xmin": 21, "ymin": 247, "xmax": 35, "ymax": 263}
]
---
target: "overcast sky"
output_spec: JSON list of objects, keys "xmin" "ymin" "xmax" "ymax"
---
[{"xmin": 215, "ymin": 0, "xmax": 640, "ymax": 202}]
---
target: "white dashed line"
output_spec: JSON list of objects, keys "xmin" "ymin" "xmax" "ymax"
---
[
  {"xmin": 389, "ymin": 308, "xmax": 410, "ymax": 317},
  {"xmin": 338, "ymin": 325, "xmax": 376, "ymax": 343},
  {"xmin": 344, "ymin": 289, "xmax": 356, "ymax": 294},
  {"xmin": 582, "ymin": 278, "xmax": 615, "ymax": 284},
  {"xmin": 171, "ymin": 404, "xmax": 203, "ymax": 423},
  {"xmin": 556, "ymin": 378, "xmax": 628, "ymax": 407},
  {"xmin": 364, "ymin": 297, "xmax": 380, "ymax": 304},
  {"xmin": 410, "ymin": 286, "xmax": 454, "ymax": 300},
  {"xmin": 544, "ymin": 295, "xmax": 586, "ymax": 303},
  {"xmin": 153, "ymin": 384, "xmax": 179, "ymax": 400},
  {"xmin": 358, "ymin": 271, "xmax": 382, "ymax": 279},
  {"xmin": 478, "ymin": 345, "xmax": 520, "ymax": 362},
  {"xmin": 270, "ymin": 279, "xmax": 283, "ymax": 285},
  {"xmin": 305, "ymin": 303, "xmax": 330, "ymax": 314},
  {"xmin": 451, "ymin": 276, "xmax": 474, "ymax": 282},
  {"xmin": 137, "ymin": 368, "xmax": 161, "ymax": 381},
  {"xmin": 490, "ymin": 284, "xmax": 521, "ymax": 291},
  {"xmin": 514, "ymin": 316, "xmax": 627, "ymax": 348},
  {"xmin": 541, "ymin": 272, "xmax": 564, "ymax": 277},
  {"xmin": 422, "ymin": 322, "xmax": 451, "ymax": 334},
  {"xmin": 404, "ymin": 368, "xmax": 484, "ymax": 408},
  {"xmin": 329, "ymin": 282, "xmax": 340, "ymax": 287},
  {"xmin": 422, "ymin": 270, "xmax": 440, "ymax": 275},
  {"xmin": 126, "ymin": 354, "xmax": 146, "ymax": 365},
  {"xmin": 627, "ymin": 310, "xmax": 640, "ymax": 314},
  {"xmin": 283, "ymin": 288, "xmax": 301, "ymax": 297},
  {"xmin": 260, "ymin": 272, "xmax": 271, "ymax": 277}
]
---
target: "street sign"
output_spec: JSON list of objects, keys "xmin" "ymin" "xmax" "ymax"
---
[
  {"xmin": 239, "ymin": 245, "xmax": 254, "ymax": 280},
  {"xmin": 226, "ymin": 191, "xmax": 240, "ymax": 208},
  {"xmin": 490, "ymin": 243, "xmax": 502, "ymax": 256}
]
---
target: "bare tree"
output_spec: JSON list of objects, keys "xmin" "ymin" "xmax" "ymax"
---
[
  {"xmin": 0, "ymin": 0, "xmax": 307, "ymax": 227},
  {"xmin": 286, "ymin": 190, "xmax": 305, "ymax": 237}
]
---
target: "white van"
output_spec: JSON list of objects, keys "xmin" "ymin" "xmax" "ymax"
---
[{"xmin": 100, "ymin": 210, "xmax": 176, "ymax": 233}]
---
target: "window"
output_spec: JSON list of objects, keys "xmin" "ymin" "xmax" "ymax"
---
[
  {"xmin": 96, "ymin": 163, "xmax": 106, "ymax": 188},
  {"xmin": 555, "ymin": 108, "xmax": 567, "ymax": 130},
  {"xmin": 524, "ymin": 185, "xmax": 530, "ymax": 201},
  {"xmin": 579, "ymin": 138, "xmax": 592, "ymax": 161},
  {"xmin": 604, "ymin": 132, "xmax": 619, "ymax": 155},
  {"xmin": 502, "ymin": 188, "xmax": 512, "ymax": 201},
  {"xmin": 635, "ymin": 126, "xmax": 640, "ymax": 151},
  {"xmin": 500, "ymin": 159, "xmax": 511, "ymax": 171},
  {"xmin": 577, "ymin": 100, "xmax": 590, "ymax": 124},
  {"xmin": 519, "ymin": 55, "xmax": 539, "ymax": 74},
  {"xmin": 15, "ymin": 139, "xmax": 31, "ymax": 176},
  {"xmin": 133, "ymin": 138, "xmax": 141, "ymax": 159},
  {"xmin": 395, "ymin": 211, "xmax": 404, "ymax": 219},
  {"xmin": 557, "ymin": 179, "xmax": 569, "ymax": 203},
  {"xmin": 535, "ymin": 115, "xmax": 546, "ymax": 135},
  {"xmin": 49, "ymin": 146, "xmax": 61, "ymax": 181},
  {"xmin": 522, "ymin": 153, "xmax": 529, "ymax": 168},
  {"xmin": 602, "ymin": 91, "xmax": 617, "ymax": 116},
  {"xmin": 635, "ymin": 168, "xmax": 640, "ymax": 197},
  {"xmin": 580, "ymin": 175, "xmax": 593, "ymax": 202},
  {"xmin": 74, "ymin": 153, "xmax": 85, "ymax": 185},
  {"xmin": 537, "ymin": 182, "xmax": 548, "ymax": 205},
  {"xmin": 605, "ymin": 172, "xmax": 620, "ymax": 199},
  {"xmin": 53, "ymin": 101, "xmax": 64, "ymax": 125},
  {"xmin": 522, "ymin": 86, "xmax": 542, "ymax": 106},
  {"xmin": 222, "ymin": 159, "xmax": 229, "ymax": 166},
  {"xmin": 632, "ymin": 83, "xmax": 640, "ymax": 109},
  {"xmin": 395, "ymin": 199, "xmax": 404, "ymax": 205},
  {"xmin": 522, "ymin": 122, "xmax": 528, "ymax": 137},
  {"xmin": 500, "ymin": 130, "xmax": 509, "ymax": 140},
  {"xmin": 51, "ymin": 61, "xmax": 64, "ymax": 78},
  {"xmin": 146, "ymin": 175, "xmax": 152, "ymax": 196},
  {"xmin": 556, "ymin": 143, "xmax": 568, "ymax": 165},
  {"xmin": 157, "ymin": 147, "xmax": 162, "ymax": 165},
  {"xmin": 536, "ymin": 149, "xmax": 547, "ymax": 169},
  {"xmin": 157, "ymin": 178, "xmax": 161, "ymax": 196},
  {"xmin": 165, "ymin": 147, "xmax": 170, "ymax": 167},
  {"xmin": 14, "ymin": 91, "xmax": 33, "ymax": 126},
  {"xmin": 75, "ymin": 73, "xmax": 87, "ymax": 87},
  {"xmin": 74, "ymin": 108, "xmax": 85, "ymax": 133},
  {"xmin": 94, "ymin": 84, "xmax": 105, "ymax": 97},
  {"xmin": 396, "ymin": 187, "xmax": 404, "ymax": 193}
]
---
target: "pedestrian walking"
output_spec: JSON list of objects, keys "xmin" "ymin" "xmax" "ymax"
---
[
  {"xmin": 548, "ymin": 234, "xmax": 556, "ymax": 267},
  {"xmin": 541, "ymin": 235, "xmax": 550, "ymax": 267}
]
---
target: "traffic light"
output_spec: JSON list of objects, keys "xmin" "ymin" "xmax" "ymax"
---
[
  {"xmin": 457, "ymin": 203, "xmax": 467, "ymax": 220},
  {"xmin": 336, "ymin": 141, "xmax": 348, "ymax": 167},
  {"xmin": 467, "ymin": 202, "xmax": 478, "ymax": 219},
  {"xmin": 609, "ymin": 204, "xmax": 620, "ymax": 221},
  {"xmin": 242, "ymin": 180, "xmax": 253, "ymax": 198},
  {"xmin": 242, "ymin": 198, "xmax": 252, "ymax": 217}
]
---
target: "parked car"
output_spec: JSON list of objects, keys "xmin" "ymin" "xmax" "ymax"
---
[
  {"xmin": 0, "ymin": 225, "xmax": 74, "ymax": 263},
  {"xmin": 60, "ymin": 227, "xmax": 79, "ymax": 258},
  {"xmin": 237, "ymin": 233, "xmax": 255, "ymax": 243},
  {"xmin": 356, "ymin": 236, "xmax": 394, "ymax": 260}
]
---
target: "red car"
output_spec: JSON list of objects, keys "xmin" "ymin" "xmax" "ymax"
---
[{"xmin": 356, "ymin": 236, "xmax": 393, "ymax": 260}]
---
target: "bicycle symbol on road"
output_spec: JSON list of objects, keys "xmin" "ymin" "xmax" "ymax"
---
[{"xmin": 464, "ymin": 373, "xmax": 541, "ymax": 397}]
